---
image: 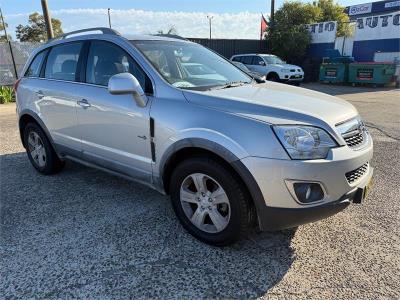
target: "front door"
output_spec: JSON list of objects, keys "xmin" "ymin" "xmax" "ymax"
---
[{"xmin": 76, "ymin": 40, "xmax": 153, "ymax": 182}]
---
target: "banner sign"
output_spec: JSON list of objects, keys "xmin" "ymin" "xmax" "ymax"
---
[
  {"xmin": 355, "ymin": 12, "xmax": 400, "ymax": 40},
  {"xmin": 307, "ymin": 21, "xmax": 337, "ymax": 44},
  {"xmin": 349, "ymin": 3, "xmax": 373, "ymax": 16}
]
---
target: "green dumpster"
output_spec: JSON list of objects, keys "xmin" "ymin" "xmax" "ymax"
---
[
  {"xmin": 348, "ymin": 62, "xmax": 396, "ymax": 86},
  {"xmin": 319, "ymin": 63, "xmax": 348, "ymax": 83}
]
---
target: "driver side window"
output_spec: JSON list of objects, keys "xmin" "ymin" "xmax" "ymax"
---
[{"xmin": 86, "ymin": 40, "xmax": 152, "ymax": 93}]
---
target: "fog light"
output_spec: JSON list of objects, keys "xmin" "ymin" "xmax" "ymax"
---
[{"xmin": 293, "ymin": 182, "xmax": 324, "ymax": 204}]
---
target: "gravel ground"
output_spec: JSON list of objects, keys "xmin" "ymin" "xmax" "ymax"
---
[{"xmin": 1, "ymin": 84, "xmax": 399, "ymax": 299}]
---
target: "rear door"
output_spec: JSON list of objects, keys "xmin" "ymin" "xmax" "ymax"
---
[
  {"xmin": 37, "ymin": 42, "xmax": 84, "ymax": 155},
  {"xmin": 76, "ymin": 40, "xmax": 154, "ymax": 182}
]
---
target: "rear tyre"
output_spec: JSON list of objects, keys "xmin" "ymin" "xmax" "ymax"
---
[
  {"xmin": 170, "ymin": 157, "xmax": 251, "ymax": 246},
  {"xmin": 23, "ymin": 122, "xmax": 65, "ymax": 175}
]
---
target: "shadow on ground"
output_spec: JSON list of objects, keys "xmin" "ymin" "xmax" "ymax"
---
[
  {"xmin": 0, "ymin": 152, "xmax": 295, "ymax": 299},
  {"xmin": 303, "ymin": 83, "xmax": 397, "ymax": 96}
]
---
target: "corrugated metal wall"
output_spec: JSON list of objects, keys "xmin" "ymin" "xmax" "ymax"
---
[{"xmin": 188, "ymin": 38, "xmax": 268, "ymax": 59}]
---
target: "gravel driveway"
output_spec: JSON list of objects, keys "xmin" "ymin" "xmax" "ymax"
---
[{"xmin": 1, "ymin": 84, "xmax": 399, "ymax": 299}]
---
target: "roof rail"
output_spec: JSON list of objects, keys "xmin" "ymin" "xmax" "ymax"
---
[
  {"xmin": 153, "ymin": 34, "xmax": 189, "ymax": 41},
  {"xmin": 48, "ymin": 27, "xmax": 120, "ymax": 43}
]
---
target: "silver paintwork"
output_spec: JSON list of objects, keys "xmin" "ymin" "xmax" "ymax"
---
[
  {"xmin": 16, "ymin": 31, "xmax": 373, "ymax": 217},
  {"xmin": 180, "ymin": 173, "xmax": 230, "ymax": 233}
]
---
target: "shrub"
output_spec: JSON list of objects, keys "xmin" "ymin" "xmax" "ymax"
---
[{"xmin": 0, "ymin": 86, "xmax": 15, "ymax": 104}]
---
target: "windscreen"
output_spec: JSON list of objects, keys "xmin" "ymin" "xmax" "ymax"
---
[{"xmin": 132, "ymin": 40, "xmax": 251, "ymax": 90}]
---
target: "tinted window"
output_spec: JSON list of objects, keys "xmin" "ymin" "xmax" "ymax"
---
[
  {"xmin": 45, "ymin": 42, "xmax": 82, "ymax": 81},
  {"xmin": 232, "ymin": 56, "xmax": 241, "ymax": 62},
  {"xmin": 252, "ymin": 56, "xmax": 264, "ymax": 65},
  {"xmin": 25, "ymin": 50, "xmax": 47, "ymax": 77},
  {"xmin": 241, "ymin": 56, "xmax": 253, "ymax": 65},
  {"xmin": 86, "ymin": 41, "xmax": 148, "ymax": 91}
]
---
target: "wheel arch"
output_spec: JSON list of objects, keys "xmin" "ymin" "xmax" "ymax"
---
[
  {"xmin": 266, "ymin": 71, "xmax": 280, "ymax": 80},
  {"xmin": 19, "ymin": 110, "xmax": 54, "ymax": 149},
  {"xmin": 159, "ymin": 139, "xmax": 266, "ymax": 229}
]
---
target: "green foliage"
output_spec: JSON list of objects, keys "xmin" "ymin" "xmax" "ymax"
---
[
  {"xmin": 0, "ymin": 86, "xmax": 15, "ymax": 104},
  {"xmin": 266, "ymin": 0, "xmax": 349, "ymax": 62},
  {"xmin": 157, "ymin": 26, "xmax": 178, "ymax": 35},
  {"xmin": 0, "ymin": 21, "xmax": 12, "ymax": 41},
  {"xmin": 16, "ymin": 12, "xmax": 63, "ymax": 42}
]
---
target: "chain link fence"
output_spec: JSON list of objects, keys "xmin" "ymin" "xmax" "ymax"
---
[{"xmin": 0, "ymin": 42, "xmax": 41, "ymax": 85}]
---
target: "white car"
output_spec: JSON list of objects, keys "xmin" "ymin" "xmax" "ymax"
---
[{"xmin": 231, "ymin": 54, "xmax": 304, "ymax": 85}]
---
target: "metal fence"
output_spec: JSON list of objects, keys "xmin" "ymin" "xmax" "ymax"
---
[
  {"xmin": 188, "ymin": 38, "xmax": 268, "ymax": 59},
  {"xmin": 0, "ymin": 42, "xmax": 40, "ymax": 85}
]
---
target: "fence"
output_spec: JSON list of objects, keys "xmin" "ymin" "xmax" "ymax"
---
[
  {"xmin": 0, "ymin": 42, "xmax": 40, "ymax": 85},
  {"xmin": 188, "ymin": 38, "xmax": 268, "ymax": 59}
]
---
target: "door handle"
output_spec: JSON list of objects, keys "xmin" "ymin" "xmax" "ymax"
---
[
  {"xmin": 77, "ymin": 99, "xmax": 91, "ymax": 109},
  {"xmin": 36, "ymin": 90, "xmax": 44, "ymax": 99}
]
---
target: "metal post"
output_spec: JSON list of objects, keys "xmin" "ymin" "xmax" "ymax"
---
[
  {"xmin": 41, "ymin": 0, "xmax": 54, "ymax": 40},
  {"xmin": 108, "ymin": 8, "xmax": 112, "ymax": 29},
  {"xmin": 0, "ymin": 8, "xmax": 18, "ymax": 80},
  {"xmin": 270, "ymin": 0, "xmax": 275, "ymax": 29},
  {"xmin": 207, "ymin": 15, "xmax": 213, "ymax": 39}
]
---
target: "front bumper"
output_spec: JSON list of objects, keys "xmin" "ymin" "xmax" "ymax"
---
[
  {"xmin": 240, "ymin": 138, "xmax": 373, "ymax": 231},
  {"xmin": 281, "ymin": 73, "xmax": 304, "ymax": 82}
]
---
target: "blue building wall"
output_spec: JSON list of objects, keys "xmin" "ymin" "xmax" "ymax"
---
[
  {"xmin": 307, "ymin": 42, "xmax": 335, "ymax": 58},
  {"xmin": 352, "ymin": 38, "xmax": 400, "ymax": 61}
]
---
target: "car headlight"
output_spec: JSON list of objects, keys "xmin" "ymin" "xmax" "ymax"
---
[
  {"xmin": 273, "ymin": 125, "xmax": 337, "ymax": 159},
  {"xmin": 281, "ymin": 68, "xmax": 290, "ymax": 73}
]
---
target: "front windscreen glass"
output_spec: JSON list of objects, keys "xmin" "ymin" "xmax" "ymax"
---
[
  {"xmin": 132, "ymin": 40, "xmax": 251, "ymax": 90},
  {"xmin": 262, "ymin": 55, "xmax": 284, "ymax": 64}
]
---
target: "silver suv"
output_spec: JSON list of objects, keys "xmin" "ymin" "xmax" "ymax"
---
[{"xmin": 16, "ymin": 28, "xmax": 373, "ymax": 246}]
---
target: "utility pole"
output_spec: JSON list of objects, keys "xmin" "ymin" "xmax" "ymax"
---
[
  {"xmin": 207, "ymin": 15, "xmax": 213, "ymax": 39},
  {"xmin": 41, "ymin": 0, "xmax": 54, "ymax": 40},
  {"xmin": 108, "ymin": 8, "xmax": 112, "ymax": 28},
  {"xmin": 270, "ymin": 0, "xmax": 275, "ymax": 29},
  {"xmin": 0, "ymin": 8, "xmax": 18, "ymax": 81}
]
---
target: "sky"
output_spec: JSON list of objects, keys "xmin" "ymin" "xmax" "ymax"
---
[{"xmin": 1, "ymin": 0, "xmax": 369, "ymax": 40}]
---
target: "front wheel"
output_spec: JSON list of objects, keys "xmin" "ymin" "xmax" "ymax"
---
[
  {"xmin": 170, "ymin": 157, "xmax": 251, "ymax": 246},
  {"xmin": 267, "ymin": 73, "xmax": 280, "ymax": 82}
]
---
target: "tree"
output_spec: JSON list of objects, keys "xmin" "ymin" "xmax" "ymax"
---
[
  {"xmin": 157, "ymin": 26, "xmax": 178, "ymax": 35},
  {"xmin": 316, "ymin": 0, "xmax": 350, "ymax": 36},
  {"xmin": 0, "ymin": 21, "xmax": 12, "ymax": 41},
  {"xmin": 266, "ymin": 2, "xmax": 320, "ymax": 62},
  {"xmin": 15, "ymin": 12, "xmax": 63, "ymax": 42},
  {"xmin": 266, "ymin": 0, "xmax": 349, "ymax": 62}
]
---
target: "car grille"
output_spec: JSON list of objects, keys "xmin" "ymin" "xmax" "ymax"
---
[
  {"xmin": 344, "ymin": 131, "xmax": 364, "ymax": 148},
  {"xmin": 345, "ymin": 163, "xmax": 369, "ymax": 184},
  {"xmin": 336, "ymin": 117, "xmax": 368, "ymax": 150},
  {"xmin": 290, "ymin": 69, "xmax": 295, "ymax": 72}
]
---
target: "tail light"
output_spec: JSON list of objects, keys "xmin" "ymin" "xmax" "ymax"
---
[{"xmin": 13, "ymin": 78, "xmax": 21, "ymax": 92}]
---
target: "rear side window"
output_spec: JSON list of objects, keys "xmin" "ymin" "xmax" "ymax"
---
[
  {"xmin": 25, "ymin": 50, "xmax": 47, "ymax": 77},
  {"xmin": 242, "ymin": 56, "xmax": 253, "ymax": 65},
  {"xmin": 232, "ymin": 56, "xmax": 242, "ymax": 62},
  {"xmin": 86, "ymin": 40, "xmax": 151, "ymax": 92},
  {"xmin": 45, "ymin": 42, "xmax": 82, "ymax": 81}
]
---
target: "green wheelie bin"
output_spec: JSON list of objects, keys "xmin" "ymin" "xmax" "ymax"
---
[
  {"xmin": 319, "ymin": 63, "xmax": 348, "ymax": 84},
  {"xmin": 348, "ymin": 62, "xmax": 396, "ymax": 86}
]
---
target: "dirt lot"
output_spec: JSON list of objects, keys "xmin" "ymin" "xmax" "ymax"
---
[{"xmin": 1, "ymin": 83, "xmax": 399, "ymax": 299}]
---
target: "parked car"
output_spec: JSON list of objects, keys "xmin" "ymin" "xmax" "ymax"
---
[
  {"xmin": 16, "ymin": 28, "xmax": 373, "ymax": 246},
  {"xmin": 231, "ymin": 61, "xmax": 266, "ymax": 82},
  {"xmin": 231, "ymin": 54, "xmax": 304, "ymax": 85}
]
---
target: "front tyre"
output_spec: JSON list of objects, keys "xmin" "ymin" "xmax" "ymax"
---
[
  {"xmin": 23, "ymin": 123, "xmax": 65, "ymax": 175},
  {"xmin": 170, "ymin": 157, "xmax": 251, "ymax": 246}
]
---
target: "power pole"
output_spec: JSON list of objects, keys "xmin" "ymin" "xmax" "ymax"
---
[
  {"xmin": 270, "ymin": 0, "xmax": 275, "ymax": 29},
  {"xmin": 207, "ymin": 15, "xmax": 213, "ymax": 39},
  {"xmin": 108, "ymin": 8, "xmax": 112, "ymax": 28},
  {"xmin": 0, "ymin": 8, "xmax": 18, "ymax": 80},
  {"xmin": 41, "ymin": 0, "xmax": 54, "ymax": 40}
]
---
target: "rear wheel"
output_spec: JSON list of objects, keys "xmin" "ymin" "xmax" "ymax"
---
[
  {"xmin": 23, "ymin": 123, "xmax": 64, "ymax": 174},
  {"xmin": 170, "ymin": 157, "xmax": 251, "ymax": 246}
]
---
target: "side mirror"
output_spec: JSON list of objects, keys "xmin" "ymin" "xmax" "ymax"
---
[
  {"xmin": 108, "ymin": 73, "xmax": 147, "ymax": 107},
  {"xmin": 259, "ymin": 61, "xmax": 266, "ymax": 66}
]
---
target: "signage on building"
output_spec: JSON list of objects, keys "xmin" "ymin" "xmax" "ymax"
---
[
  {"xmin": 307, "ymin": 21, "xmax": 337, "ymax": 44},
  {"xmin": 355, "ymin": 12, "xmax": 400, "ymax": 40},
  {"xmin": 349, "ymin": 3, "xmax": 373, "ymax": 15},
  {"xmin": 384, "ymin": 1, "xmax": 400, "ymax": 9}
]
